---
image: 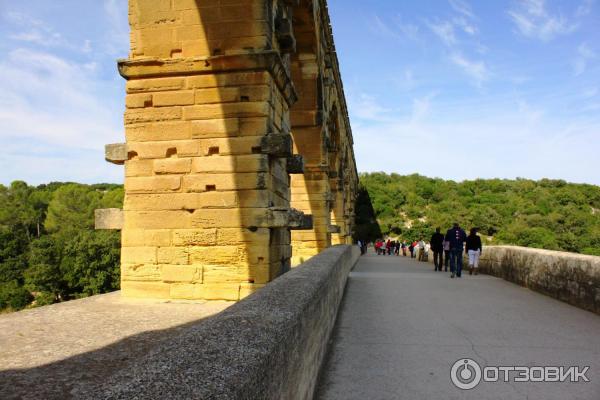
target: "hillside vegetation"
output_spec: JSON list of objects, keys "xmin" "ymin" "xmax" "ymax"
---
[
  {"xmin": 0, "ymin": 181, "xmax": 122, "ymax": 312},
  {"xmin": 355, "ymin": 173, "xmax": 600, "ymax": 256}
]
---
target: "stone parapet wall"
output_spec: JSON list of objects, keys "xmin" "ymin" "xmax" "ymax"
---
[
  {"xmin": 78, "ymin": 245, "xmax": 360, "ymax": 399},
  {"xmin": 479, "ymin": 246, "xmax": 600, "ymax": 314}
]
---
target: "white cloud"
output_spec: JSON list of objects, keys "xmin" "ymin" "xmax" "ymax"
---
[
  {"xmin": 449, "ymin": 0, "xmax": 476, "ymax": 19},
  {"xmin": 576, "ymin": 0, "xmax": 594, "ymax": 17},
  {"xmin": 371, "ymin": 15, "xmax": 420, "ymax": 42},
  {"xmin": 573, "ymin": 43, "xmax": 596, "ymax": 76},
  {"xmin": 449, "ymin": 53, "xmax": 489, "ymax": 87},
  {"xmin": 508, "ymin": 0, "xmax": 578, "ymax": 41},
  {"xmin": 453, "ymin": 16, "xmax": 478, "ymax": 35},
  {"xmin": 0, "ymin": 48, "xmax": 122, "ymax": 154},
  {"xmin": 348, "ymin": 93, "xmax": 392, "ymax": 121},
  {"xmin": 428, "ymin": 20, "xmax": 457, "ymax": 46}
]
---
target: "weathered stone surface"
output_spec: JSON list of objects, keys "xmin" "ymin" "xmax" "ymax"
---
[
  {"xmin": 104, "ymin": 143, "xmax": 128, "ymax": 164},
  {"xmin": 477, "ymin": 246, "xmax": 600, "ymax": 315},
  {"xmin": 94, "ymin": 208, "xmax": 124, "ymax": 230},
  {"xmin": 0, "ymin": 292, "xmax": 232, "ymax": 399},
  {"xmin": 75, "ymin": 245, "xmax": 360, "ymax": 400}
]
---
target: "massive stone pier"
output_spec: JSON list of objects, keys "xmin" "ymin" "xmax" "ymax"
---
[{"xmin": 97, "ymin": 0, "xmax": 358, "ymax": 301}]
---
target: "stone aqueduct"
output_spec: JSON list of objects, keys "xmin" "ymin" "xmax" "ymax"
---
[{"xmin": 97, "ymin": 0, "xmax": 359, "ymax": 301}]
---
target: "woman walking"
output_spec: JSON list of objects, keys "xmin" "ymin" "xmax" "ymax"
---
[{"xmin": 465, "ymin": 228, "xmax": 482, "ymax": 275}]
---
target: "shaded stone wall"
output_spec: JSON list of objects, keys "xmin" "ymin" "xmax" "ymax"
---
[
  {"xmin": 98, "ymin": 0, "xmax": 358, "ymax": 301},
  {"xmin": 77, "ymin": 245, "xmax": 360, "ymax": 400},
  {"xmin": 479, "ymin": 246, "xmax": 600, "ymax": 314}
]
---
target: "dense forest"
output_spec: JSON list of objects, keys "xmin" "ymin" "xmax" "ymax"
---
[
  {"xmin": 355, "ymin": 173, "xmax": 600, "ymax": 256},
  {"xmin": 0, "ymin": 182, "xmax": 122, "ymax": 312}
]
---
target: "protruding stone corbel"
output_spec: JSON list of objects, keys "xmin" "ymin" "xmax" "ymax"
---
[
  {"xmin": 328, "ymin": 225, "xmax": 342, "ymax": 234},
  {"xmin": 261, "ymin": 134, "xmax": 293, "ymax": 158},
  {"xmin": 286, "ymin": 155, "xmax": 305, "ymax": 174},
  {"xmin": 288, "ymin": 208, "xmax": 313, "ymax": 230},
  {"xmin": 105, "ymin": 143, "xmax": 128, "ymax": 165},
  {"xmin": 95, "ymin": 209, "xmax": 124, "ymax": 230},
  {"xmin": 275, "ymin": 18, "xmax": 296, "ymax": 54},
  {"xmin": 260, "ymin": 208, "xmax": 313, "ymax": 230}
]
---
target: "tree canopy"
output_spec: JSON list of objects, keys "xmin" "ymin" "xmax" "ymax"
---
[
  {"xmin": 355, "ymin": 173, "xmax": 600, "ymax": 256},
  {"xmin": 0, "ymin": 182, "xmax": 122, "ymax": 312}
]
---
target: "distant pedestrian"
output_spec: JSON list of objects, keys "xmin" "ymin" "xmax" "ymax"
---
[
  {"xmin": 445, "ymin": 223, "xmax": 467, "ymax": 278},
  {"xmin": 443, "ymin": 239, "xmax": 450, "ymax": 272},
  {"xmin": 430, "ymin": 228, "xmax": 445, "ymax": 271},
  {"xmin": 401, "ymin": 240, "xmax": 408, "ymax": 256},
  {"xmin": 418, "ymin": 238, "xmax": 426, "ymax": 261},
  {"xmin": 466, "ymin": 228, "xmax": 483, "ymax": 275}
]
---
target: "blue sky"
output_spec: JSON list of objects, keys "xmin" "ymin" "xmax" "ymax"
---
[{"xmin": 0, "ymin": 0, "xmax": 598, "ymax": 185}]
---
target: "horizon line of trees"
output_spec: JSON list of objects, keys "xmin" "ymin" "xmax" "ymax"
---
[{"xmin": 354, "ymin": 173, "xmax": 600, "ymax": 256}]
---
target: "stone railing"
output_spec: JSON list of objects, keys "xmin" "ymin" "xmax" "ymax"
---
[
  {"xmin": 478, "ymin": 246, "xmax": 600, "ymax": 315},
  {"xmin": 77, "ymin": 245, "xmax": 360, "ymax": 399}
]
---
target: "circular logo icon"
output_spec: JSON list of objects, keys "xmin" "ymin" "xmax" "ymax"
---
[{"xmin": 451, "ymin": 358, "xmax": 482, "ymax": 390}]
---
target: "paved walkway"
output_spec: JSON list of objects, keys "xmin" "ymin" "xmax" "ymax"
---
[{"xmin": 316, "ymin": 253, "xmax": 600, "ymax": 400}]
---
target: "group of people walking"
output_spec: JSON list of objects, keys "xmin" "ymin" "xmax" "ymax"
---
[
  {"xmin": 367, "ymin": 223, "xmax": 483, "ymax": 278},
  {"xmin": 430, "ymin": 223, "xmax": 482, "ymax": 278}
]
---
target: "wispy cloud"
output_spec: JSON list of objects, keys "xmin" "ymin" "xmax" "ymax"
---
[
  {"xmin": 427, "ymin": 20, "xmax": 457, "ymax": 46},
  {"xmin": 576, "ymin": 0, "xmax": 595, "ymax": 17},
  {"xmin": 371, "ymin": 15, "xmax": 420, "ymax": 42},
  {"xmin": 450, "ymin": 52, "xmax": 490, "ymax": 87},
  {"xmin": 573, "ymin": 43, "xmax": 596, "ymax": 76},
  {"xmin": 508, "ymin": 0, "xmax": 578, "ymax": 41},
  {"xmin": 5, "ymin": 11, "xmax": 92, "ymax": 52},
  {"xmin": 449, "ymin": 0, "xmax": 476, "ymax": 19}
]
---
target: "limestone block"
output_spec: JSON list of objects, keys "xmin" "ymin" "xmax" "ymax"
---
[
  {"xmin": 125, "ymin": 160, "xmax": 154, "ymax": 177},
  {"xmin": 153, "ymin": 90, "xmax": 195, "ymax": 107},
  {"xmin": 169, "ymin": 283, "xmax": 204, "ymax": 300},
  {"xmin": 126, "ymin": 121, "xmax": 192, "ymax": 142},
  {"xmin": 260, "ymin": 134, "xmax": 293, "ymax": 157},
  {"xmin": 126, "ymin": 77, "xmax": 186, "ymax": 94},
  {"xmin": 191, "ymin": 155, "xmax": 268, "ymax": 173},
  {"xmin": 157, "ymin": 247, "xmax": 190, "ymax": 265},
  {"xmin": 153, "ymin": 158, "xmax": 192, "ymax": 174},
  {"xmin": 161, "ymin": 265, "xmax": 202, "ymax": 283},
  {"xmin": 190, "ymin": 118, "xmax": 240, "ymax": 138},
  {"xmin": 121, "ymin": 247, "xmax": 158, "ymax": 264},
  {"xmin": 125, "ymin": 176, "xmax": 182, "ymax": 193},
  {"xmin": 122, "ymin": 229, "xmax": 172, "ymax": 247},
  {"xmin": 182, "ymin": 172, "xmax": 267, "ymax": 192},
  {"xmin": 125, "ymin": 107, "xmax": 182, "ymax": 124},
  {"xmin": 105, "ymin": 143, "xmax": 128, "ymax": 165},
  {"xmin": 121, "ymin": 263, "xmax": 162, "ymax": 281},
  {"xmin": 202, "ymin": 283, "xmax": 241, "ymax": 301},
  {"xmin": 183, "ymin": 102, "xmax": 270, "ymax": 120},
  {"xmin": 121, "ymin": 281, "xmax": 171, "ymax": 299},
  {"xmin": 172, "ymin": 229, "xmax": 218, "ymax": 246},
  {"xmin": 95, "ymin": 209, "xmax": 124, "ymax": 230}
]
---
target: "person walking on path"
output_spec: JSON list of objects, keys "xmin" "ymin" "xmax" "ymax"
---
[
  {"xmin": 466, "ymin": 228, "xmax": 483, "ymax": 275},
  {"xmin": 401, "ymin": 240, "xmax": 408, "ymax": 256},
  {"xmin": 445, "ymin": 223, "xmax": 467, "ymax": 278},
  {"xmin": 443, "ymin": 239, "xmax": 450, "ymax": 272},
  {"xmin": 417, "ymin": 238, "xmax": 426, "ymax": 261},
  {"xmin": 430, "ymin": 228, "xmax": 445, "ymax": 271}
]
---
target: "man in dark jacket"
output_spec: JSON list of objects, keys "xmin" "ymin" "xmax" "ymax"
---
[
  {"xmin": 430, "ymin": 228, "xmax": 445, "ymax": 271},
  {"xmin": 445, "ymin": 223, "xmax": 467, "ymax": 278}
]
